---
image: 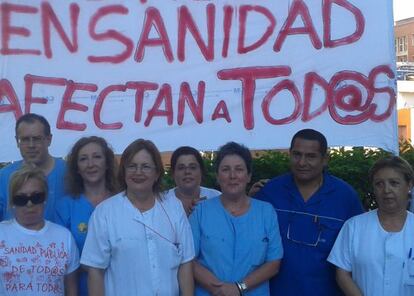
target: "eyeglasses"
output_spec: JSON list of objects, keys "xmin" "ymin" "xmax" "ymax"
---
[
  {"xmin": 17, "ymin": 136, "xmax": 47, "ymax": 146},
  {"xmin": 12, "ymin": 192, "xmax": 46, "ymax": 207},
  {"xmin": 286, "ymin": 220, "xmax": 322, "ymax": 247},
  {"xmin": 125, "ymin": 163, "xmax": 155, "ymax": 174},
  {"xmin": 277, "ymin": 208, "xmax": 344, "ymax": 248},
  {"xmin": 286, "ymin": 212, "xmax": 323, "ymax": 247}
]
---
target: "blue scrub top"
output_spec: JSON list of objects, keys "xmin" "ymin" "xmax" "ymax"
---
[
  {"xmin": 0, "ymin": 158, "xmax": 66, "ymax": 222},
  {"xmin": 56, "ymin": 194, "xmax": 95, "ymax": 296},
  {"xmin": 190, "ymin": 196, "xmax": 283, "ymax": 296},
  {"xmin": 255, "ymin": 172, "xmax": 364, "ymax": 296}
]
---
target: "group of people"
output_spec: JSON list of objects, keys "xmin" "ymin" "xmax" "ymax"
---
[{"xmin": 0, "ymin": 113, "xmax": 413, "ymax": 296}]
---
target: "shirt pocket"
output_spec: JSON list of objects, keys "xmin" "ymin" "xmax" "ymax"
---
[
  {"xmin": 160, "ymin": 239, "xmax": 182, "ymax": 270},
  {"xmin": 318, "ymin": 219, "xmax": 344, "ymax": 254},
  {"xmin": 404, "ymin": 258, "xmax": 414, "ymax": 286},
  {"xmin": 200, "ymin": 232, "xmax": 229, "ymax": 259}
]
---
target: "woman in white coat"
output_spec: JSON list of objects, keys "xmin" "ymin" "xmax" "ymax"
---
[
  {"xmin": 81, "ymin": 139, "xmax": 194, "ymax": 296},
  {"xmin": 328, "ymin": 156, "xmax": 414, "ymax": 295}
]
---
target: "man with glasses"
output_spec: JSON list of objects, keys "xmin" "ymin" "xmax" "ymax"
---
[
  {"xmin": 254, "ymin": 129, "xmax": 363, "ymax": 296},
  {"xmin": 0, "ymin": 113, "xmax": 66, "ymax": 222}
]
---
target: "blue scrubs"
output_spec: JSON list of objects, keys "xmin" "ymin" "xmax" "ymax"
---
[
  {"xmin": 255, "ymin": 172, "xmax": 364, "ymax": 296},
  {"xmin": 56, "ymin": 194, "xmax": 95, "ymax": 296},
  {"xmin": 0, "ymin": 158, "xmax": 66, "ymax": 222},
  {"xmin": 190, "ymin": 197, "xmax": 283, "ymax": 296}
]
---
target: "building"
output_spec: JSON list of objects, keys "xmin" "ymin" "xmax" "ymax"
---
[
  {"xmin": 397, "ymin": 80, "xmax": 414, "ymax": 141},
  {"xmin": 395, "ymin": 17, "xmax": 414, "ymax": 62}
]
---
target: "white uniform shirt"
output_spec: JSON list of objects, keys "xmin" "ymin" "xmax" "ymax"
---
[
  {"xmin": 164, "ymin": 186, "xmax": 220, "ymax": 201},
  {"xmin": 80, "ymin": 192, "xmax": 195, "ymax": 296},
  {"xmin": 0, "ymin": 220, "xmax": 79, "ymax": 296},
  {"xmin": 328, "ymin": 210, "xmax": 414, "ymax": 296}
]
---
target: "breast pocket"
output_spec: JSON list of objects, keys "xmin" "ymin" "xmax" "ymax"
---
[
  {"xmin": 404, "ymin": 258, "xmax": 414, "ymax": 286},
  {"xmin": 318, "ymin": 219, "xmax": 344, "ymax": 254},
  {"xmin": 159, "ymin": 239, "xmax": 182, "ymax": 270},
  {"xmin": 200, "ymin": 232, "xmax": 229, "ymax": 259}
]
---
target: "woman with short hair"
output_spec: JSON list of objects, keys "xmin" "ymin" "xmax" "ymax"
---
[
  {"xmin": 328, "ymin": 156, "xmax": 414, "ymax": 295},
  {"xmin": 165, "ymin": 146, "xmax": 220, "ymax": 216},
  {"xmin": 0, "ymin": 166, "xmax": 79, "ymax": 296},
  {"xmin": 81, "ymin": 139, "xmax": 194, "ymax": 296},
  {"xmin": 190, "ymin": 142, "xmax": 283, "ymax": 295}
]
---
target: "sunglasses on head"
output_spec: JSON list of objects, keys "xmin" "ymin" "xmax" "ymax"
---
[{"xmin": 12, "ymin": 192, "xmax": 46, "ymax": 207}]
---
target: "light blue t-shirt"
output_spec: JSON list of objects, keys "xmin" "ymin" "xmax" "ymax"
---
[
  {"xmin": 190, "ymin": 197, "xmax": 283, "ymax": 296},
  {"xmin": 0, "ymin": 158, "xmax": 66, "ymax": 222},
  {"xmin": 56, "ymin": 194, "xmax": 95, "ymax": 296}
]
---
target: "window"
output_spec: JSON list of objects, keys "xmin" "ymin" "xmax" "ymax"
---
[{"xmin": 397, "ymin": 36, "xmax": 408, "ymax": 53}]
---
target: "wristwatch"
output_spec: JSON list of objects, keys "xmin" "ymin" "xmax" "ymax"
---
[{"xmin": 236, "ymin": 281, "xmax": 248, "ymax": 295}]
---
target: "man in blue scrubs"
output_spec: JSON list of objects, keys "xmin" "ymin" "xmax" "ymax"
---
[
  {"xmin": 255, "ymin": 129, "xmax": 363, "ymax": 296},
  {"xmin": 0, "ymin": 113, "xmax": 66, "ymax": 222}
]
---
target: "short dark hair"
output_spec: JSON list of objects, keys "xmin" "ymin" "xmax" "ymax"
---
[
  {"xmin": 290, "ymin": 129, "xmax": 327, "ymax": 155},
  {"xmin": 65, "ymin": 136, "xmax": 118, "ymax": 197},
  {"xmin": 170, "ymin": 146, "xmax": 206, "ymax": 177},
  {"xmin": 118, "ymin": 139, "xmax": 164, "ymax": 198},
  {"xmin": 15, "ymin": 113, "xmax": 51, "ymax": 136},
  {"xmin": 215, "ymin": 142, "xmax": 252, "ymax": 174},
  {"xmin": 369, "ymin": 156, "xmax": 414, "ymax": 185}
]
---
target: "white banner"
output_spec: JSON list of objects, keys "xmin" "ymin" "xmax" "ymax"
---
[{"xmin": 0, "ymin": 0, "xmax": 397, "ymax": 161}]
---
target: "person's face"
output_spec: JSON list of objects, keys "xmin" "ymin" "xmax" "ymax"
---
[
  {"xmin": 13, "ymin": 178, "xmax": 45, "ymax": 230},
  {"xmin": 125, "ymin": 149, "xmax": 159, "ymax": 195},
  {"xmin": 16, "ymin": 121, "xmax": 51, "ymax": 166},
  {"xmin": 77, "ymin": 142, "xmax": 107, "ymax": 186},
  {"xmin": 173, "ymin": 155, "xmax": 202, "ymax": 193},
  {"xmin": 373, "ymin": 167, "xmax": 412, "ymax": 214},
  {"xmin": 289, "ymin": 138, "xmax": 327, "ymax": 184},
  {"xmin": 217, "ymin": 154, "xmax": 251, "ymax": 198}
]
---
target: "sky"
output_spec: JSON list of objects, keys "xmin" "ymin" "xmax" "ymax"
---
[{"xmin": 393, "ymin": 0, "xmax": 414, "ymax": 21}]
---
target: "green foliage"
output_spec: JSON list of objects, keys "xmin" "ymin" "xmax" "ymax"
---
[
  {"xmin": 3, "ymin": 140, "xmax": 414, "ymax": 210},
  {"xmin": 250, "ymin": 150, "xmax": 290, "ymax": 183},
  {"xmin": 162, "ymin": 144, "xmax": 414, "ymax": 211},
  {"xmin": 328, "ymin": 147, "xmax": 390, "ymax": 209}
]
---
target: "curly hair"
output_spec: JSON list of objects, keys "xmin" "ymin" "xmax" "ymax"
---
[{"xmin": 65, "ymin": 136, "xmax": 118, "ymax": 197}]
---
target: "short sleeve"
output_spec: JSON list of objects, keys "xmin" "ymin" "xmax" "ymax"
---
[
  {"xmin": 176, "ymin": 200, "xmax": 195, "ymax": 263},
  {"xmin": 80, "ymin": 207, "xmax": 111, "ymax": 269},
  {"xmin": 265, "ymin": 204, "xmax": 283, "ymax": 261},
  {"xmin": 327, "ymin": 219, "xmax": 354, "ymax": 272},
  {"xmin": 66, "ymin": 231, "xmax": 80, "ymax": 274},
  {"xmin": 189, "ymin": 204, "xmax": 202, "ymax": 257}
]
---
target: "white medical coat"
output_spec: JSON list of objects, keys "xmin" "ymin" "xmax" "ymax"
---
[
  {"xmin": 328, "ymin": 210, "xmax": 414, "ymax": 296},
  {"xmin": 80, "ymin": 192, "xmax": 195, "ymax": 296}
]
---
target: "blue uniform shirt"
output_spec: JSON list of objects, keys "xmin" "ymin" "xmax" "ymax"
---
[
  {"xmin": 255, "ymin": 172, "xmax": 363, "ymax": 296},
  {"xmin": 190, "ymin": 197, "xmax": 283, "ymax": 296},
  {"xmin": 56, "ymin": 194, "xmax": 95, "ymax": 296},
  {"xmin": 0, "ymin": 158, "xmax": 66, "ymax": 222}
]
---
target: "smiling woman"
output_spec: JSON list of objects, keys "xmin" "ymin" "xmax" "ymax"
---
[
  {"xmin": 164, "ymin": 146, "xmax": 220, "ymax": 216},
  {"xmin": 190, "ymin": 142, "xmax": 283, "ymax": 296},
  {"xmin": 55, "ymin": 136, "xmax": 118, "ymax": 296},
  {"xmin": 80, "ymin": 139, "xmax": 195, "ymax": 296}
]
